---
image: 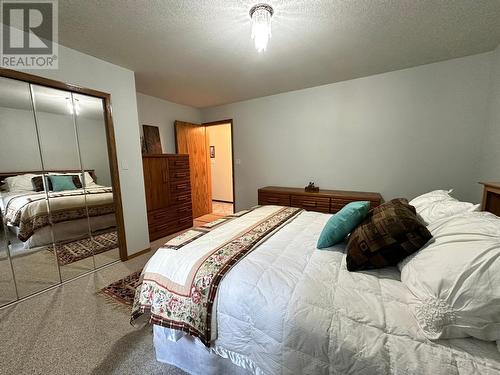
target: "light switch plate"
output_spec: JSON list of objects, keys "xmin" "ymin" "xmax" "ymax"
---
[{"xmin": 121, "ymin": 160, "xmax": 129, "ymax": 170}]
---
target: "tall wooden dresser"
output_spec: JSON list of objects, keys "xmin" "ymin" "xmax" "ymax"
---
[
  {"xmin": 258, "ymin": 186, "xmax": 383, "ymax": 213},
  {"xmin": 143, "ymin": 154, "xmax": 193, "ymax": 241}
]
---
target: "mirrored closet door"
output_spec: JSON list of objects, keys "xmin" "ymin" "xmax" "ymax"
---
[{"xmin": 0, "ymin": 70, "xmax": 125, "ymax": 306}]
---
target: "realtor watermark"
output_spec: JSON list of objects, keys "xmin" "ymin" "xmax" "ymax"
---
[{"xmin": 1, "ymin": 0, "xmax": 58, "ymax": 69}]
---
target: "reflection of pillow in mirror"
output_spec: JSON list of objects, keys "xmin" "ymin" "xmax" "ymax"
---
[
  {"xmin": 48, "ymin": 174, "xmax": 82, "ymax": 189},
  {"xmin": 48, "ymin": 175, "xmax": 77, "ymax": 192},
  {"xmin": 82, "ymin": 171, "xmax": 96, "ymax": 187},
  {"xmin": 31, "ymin": 176, "xmax": 48, "ymax": 192},
  {"xmin": 5, "ymin": 174, "xmax": 37, "ymax": 192}
]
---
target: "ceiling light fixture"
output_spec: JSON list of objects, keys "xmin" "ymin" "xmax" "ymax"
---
[{"xmin": 250, "ymin": 3, "xmax": 274, "ymax": 53}]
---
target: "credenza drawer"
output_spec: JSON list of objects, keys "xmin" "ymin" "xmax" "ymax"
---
[
  {"xmin": 291, "ymin": 195, "xmax": 330, "ymax": 213},
  {"xmin": 258, "ymin": 192, "xmax": 291, "ymax": 206},
  {"xmin": 330, "ymin": 199, "xmax": 380, "ymax": 213}
]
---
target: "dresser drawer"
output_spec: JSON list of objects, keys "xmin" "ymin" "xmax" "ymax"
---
[
  {"xmin": 148, "ymin": 218, "xmax": 192, "ymax": 240},
  {"xmin": 148, "ymin": 207, "xmax": 193, "ymax": 240},
  {"xmin": 291, "ymin": 195, "xmax": 330, "ymax": 213},
  {"xmin": 169, "ymin": 158, "xmax": 189, "ymax": 169},
  {"xmin": 171, "ymin": 191, "xmax": 191, "ymax": 204},
  {"xmin": 258, "ymin": 192, "xmax": 291, "ymax": 206},
  {"xmin": 170, "ymin": 179, "xmax": 191, "ymax": 193},
  {"xmin": 148, "ymin": 203, "xmax": 192, "ymax": 223},
  {"xmin": 169, "ymin": 169, "xmax": 190, "ymax": 181}
]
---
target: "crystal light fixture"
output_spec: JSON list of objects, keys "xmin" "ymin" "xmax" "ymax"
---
[{"xmin": 250, "ymin": 3, "xmax": 274, "ymax": 52}]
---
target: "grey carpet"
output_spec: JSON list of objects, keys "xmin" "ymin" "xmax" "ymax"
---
[{"xmin": 0, "ymin": 247, "xmax": 187, "ymax": 375}]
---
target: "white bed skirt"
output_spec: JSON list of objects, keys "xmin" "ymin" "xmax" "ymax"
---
[{"xmin": 153, "ymin": 326, "xmax": 258, "ymax": 375}]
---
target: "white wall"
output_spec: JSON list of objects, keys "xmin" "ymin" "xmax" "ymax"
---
[
  {"xmin": 19, "ymin": 44, "xmax": 149, "ymax": 256},
  {"xmin": 0, "ymin": 108, "xmax": 112, "ymax": 187},
  {"xmin": 202, "ymin": 53, "xmax": 493, "ymax": 211},
  {"xmin": 136, "ymin": 93, "xmax": 201, "ymax": 154},
  {"xmin": 0, "ymin": 107, "xmax": 42, "ymax": 172},
  {"xmin": 207, "ymin": 124, "xmax": 233, "ymax": 202},
  {"xmin": 479, "ymin": 44, "xmax": 500, "ymax": 187}
]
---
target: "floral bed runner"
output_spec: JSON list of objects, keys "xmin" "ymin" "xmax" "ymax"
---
[{"xmin": 131, "ymin": 205, "xmax": 302, "ymax": 346}]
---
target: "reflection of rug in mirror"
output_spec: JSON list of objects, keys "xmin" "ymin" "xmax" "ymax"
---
[
  {"xmin": 101, "ymin": 270, "xmax": 142, "ymax": 306},
  {"xmin": 49, "ymin": 231, "xmax": 118, "ymax": 266}
]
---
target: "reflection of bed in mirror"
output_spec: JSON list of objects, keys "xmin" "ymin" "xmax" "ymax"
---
[{"xmin": 0, "ymin": 169, "xmax": 117, "ymax": 258}]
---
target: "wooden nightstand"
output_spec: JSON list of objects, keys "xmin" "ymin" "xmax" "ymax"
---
[{"xmin": 480, "ymin": 182, "xmax": 500, "ymax": 216}]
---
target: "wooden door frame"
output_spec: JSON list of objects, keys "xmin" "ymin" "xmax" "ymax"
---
[
  {"xmin": 174, "ymin": 119, "xmax": 235, "ymax": 211},
  {"xmin": 0, "ymin": 68, "xmax": 128, "ymax": 261}
]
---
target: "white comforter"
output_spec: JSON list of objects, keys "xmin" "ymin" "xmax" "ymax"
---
[{"xmin": 162, "ymin": 210, "xmax": 500, "ymax": 374}]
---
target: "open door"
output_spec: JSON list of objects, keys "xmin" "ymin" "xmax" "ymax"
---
[{"xmin": 175, "ymin": 121, "xmax": 212, "ymax": 218}]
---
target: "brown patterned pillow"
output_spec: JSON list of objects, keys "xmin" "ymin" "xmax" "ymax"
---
[
  {"xmin": 371, "ymin": 198, "xmax": 416, "ymax": 215},
  {"xmin": 31, "ymin": 176, "xmax": 49, "ymax": 191},
  {"xmin": 346, "ymin": 199, "xmax": 432, "ymax": 271}
]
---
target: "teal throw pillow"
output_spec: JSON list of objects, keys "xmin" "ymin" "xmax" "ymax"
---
[
  {"xmin": 49, "ymin": 175, "xmax": 77, "ymax": 192},
  {"xmin": 317, "ymin": 201, "xmax": 370, "ymax": 249}
]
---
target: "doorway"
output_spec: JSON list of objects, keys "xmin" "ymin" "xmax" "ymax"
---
[{"xmin": 175, "ymin": 120, "xmax": 234, "ymax": 223}]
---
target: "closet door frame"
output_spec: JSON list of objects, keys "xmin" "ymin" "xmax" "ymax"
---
[{"xmin": 0, "ymin": 68, "xmax": 128, "ymax": 261}]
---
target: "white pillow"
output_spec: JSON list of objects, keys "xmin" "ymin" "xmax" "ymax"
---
[
  {"xmin": 409, "ymin": 190, "xmax": 479, "ymax": 224},
  {"xmin": 82, "ymin": 171, "xmax": 96, "ymax": 187},
  {"xmin": 400, "ymin": 211, "xmax": 500, "ymax": 341},
  {"xmin": 4, "ymin": 174, "xmax": 37, "ymax": 192},
  {"xmin": 417, "ymin": 200, "xmax": 480, "ymax": 224},
  {"xmin": 409, "ymin": 189, "xmax": 454, "ymax": 208}
]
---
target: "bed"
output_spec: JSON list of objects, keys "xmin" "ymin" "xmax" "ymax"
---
[
  {"xmin": 0, "ymin": 170, "xmax": 116, "ymax": 252},
  {"xmin": 132, "ymin": 205, "xmax": 500, "ymax": 375}
]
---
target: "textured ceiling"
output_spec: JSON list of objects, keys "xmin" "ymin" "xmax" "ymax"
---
[{"xmin": 58, "ymin": 0, "xmax": 500, "ymax": 108}]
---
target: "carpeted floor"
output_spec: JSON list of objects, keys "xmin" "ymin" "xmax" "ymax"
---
[{"xmin": 0, "ymin": 236, "xmax": 188, "ymax": 375}]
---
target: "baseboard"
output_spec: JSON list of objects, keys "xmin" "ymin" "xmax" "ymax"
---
[
  {"xmin": 212, "ymin": 199, "xmax": 234, "ymax": 204},
  {"xmin": 126, "ymin": 247, "xmax": 151, "ymax": 260}
]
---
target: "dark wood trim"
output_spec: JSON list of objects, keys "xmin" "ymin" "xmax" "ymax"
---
[
  {"xmin": 202, "ymin": 119, "xmax": 235, "ymax": 213},
  {"xmin": 126, "ymin": 247, "xmax": 151, "ymax": 260},
  {"xmin": 0, "ymin": 68, "xmax": 110, "ymax": 99},
  {"xmin": 0, "ymin": 68, "xmax": 128, "ymax": 261},
  {"xmin": 102, "ymin": 95, "xmax": 128, "ymax": 261}
]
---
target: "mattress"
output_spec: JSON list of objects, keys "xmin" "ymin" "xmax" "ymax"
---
[{"xmin": 152, "ymin": 209, "xmax": 500, "ymax": 374}]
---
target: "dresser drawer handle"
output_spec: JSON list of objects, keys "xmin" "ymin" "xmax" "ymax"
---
[
  {"xmin": 177, "ymin": 195, "xmax": 189, "ymax": 201},
  {"xmin": 176, "ymin": 183, "xmax": 188, "ymax": 190},
  {"xmin": 174, "ymin": 160, "xmax": 186, "ymax": 166},
  {"xmin": 177, "ymin": 207, "xmax": 189, "ymax": 213},
  {"xmin": 175, "ymin": 172, "xmax": 188, "ymax": 178},
  {"xmin": 179, "ymin": 217, "xmax": 191, "ymax": 224},
  {"xmin": 302, "ymin": 201, "xmax": 317, "ymax": 207},
  {"xmin": 266, "ymin": 197, "xmax": 280, "ymax": 203}
]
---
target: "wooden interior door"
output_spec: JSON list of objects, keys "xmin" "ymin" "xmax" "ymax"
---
[{"xmin": 175, "ymin": 121, "xmax": 212, "ymax": 218}]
